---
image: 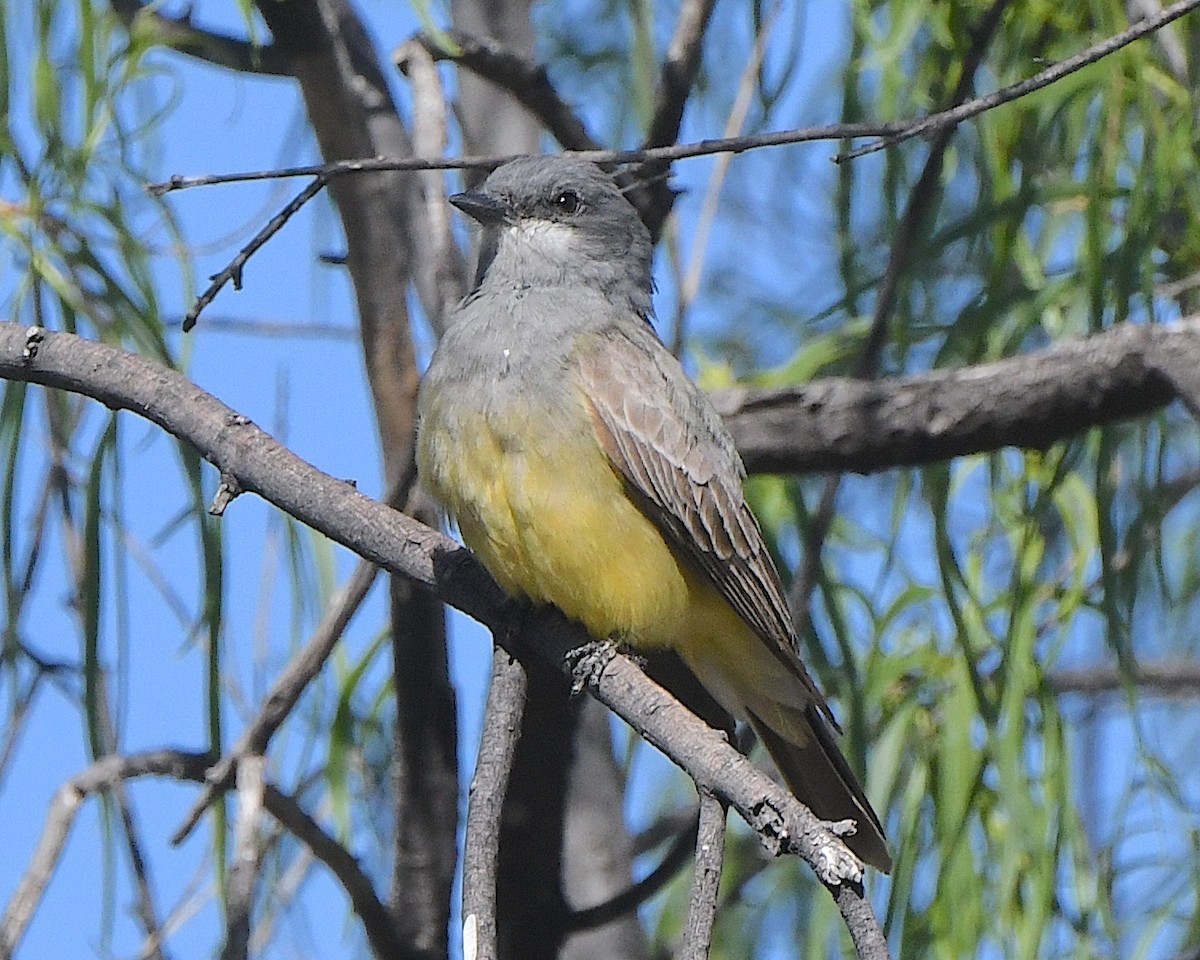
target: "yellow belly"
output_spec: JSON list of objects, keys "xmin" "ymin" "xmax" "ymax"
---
[
  {"xmin": 423, "ymin": 392, "xmax": 715, "ymax": 642},
  {"xmin": 418, "ymin": 394, "xmax": 811, "ymax": 731}
]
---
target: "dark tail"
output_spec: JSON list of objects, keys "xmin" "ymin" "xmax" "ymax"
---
[{"xmin": 749, "ymin": 706, "xmax": 892, "ymax": 873}]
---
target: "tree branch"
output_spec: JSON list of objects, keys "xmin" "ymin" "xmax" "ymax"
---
[
  {"xmin": 462, "ymin": 647, "xmax": 527, "ymax": 960},
  {"xmin": 1048, "ymin": 661, "xmax": 1200, "ymax": 696},
  {"xmin": 221, "ymin": 754, "xmax": 265, "ymax": 960},
  {"xmin": 247, "ymin": 0, "xmax": 459, "ymax": 950},
  {"xmin": 183, "ymin": 176, "xmax": 328, "ymax": 329},
  {"xmin": 838, "ymin": 0, "xmax": 1200, "ymax": 161},
  {"xmin": 395, "ymin": 38, "xmax": 469, "ymax": 335},
  {"xmin": 259, "ymin": 784, "xmax": 411, "ymax": 960},
  {"xmin": 715, "ymin": 317, "xmax": 1199, "ymax": 475},
  {"xmin": 633, "ymin": 0, "xmax": 717, "ymax": 237},
  {"xmin": 677, "ymin": 790, "xmax": 725, "ymax": 960},
  {"xmin": 0, "ymin": 323, "xmax": 887, "ymax": 949},
  {"xmin": 410, "ymin": 29, "xmax": 600, "ymax": 152},
  {"xmin": 109, "ymin": 0, "xmax": 291, "ymax": 76},
  {"xmin": 0, "ymin": 742, "xmax": 412, "ymax": 960},
  {"xmin": 644, "ymin": 0, "xmax": 717, "ymax": 150},
  {"xmin": 0, "ymin": 750, "xmax": 213, "ymax": 960}
]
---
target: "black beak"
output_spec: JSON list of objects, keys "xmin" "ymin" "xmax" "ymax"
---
[{"xmin": 449, "ymin": 190, "xmax": 508, "ymax": 226}]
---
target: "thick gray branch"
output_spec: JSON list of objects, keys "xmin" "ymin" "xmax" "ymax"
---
[
  {"xmin": 717, "ymin": 318, "xmax": 1198, "ymax": 476},
  {"xmin": 1, "ymin": 323, "xmax": 887, "ymax": 950}
]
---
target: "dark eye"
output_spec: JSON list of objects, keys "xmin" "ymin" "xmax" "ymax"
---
[{"xmin": 554, "ymin": 190, "xmax": 581, "ymax": 214}]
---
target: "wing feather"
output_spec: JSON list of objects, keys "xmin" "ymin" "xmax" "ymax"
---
[{"xmin": 578, "ymin": 330, "xmax": 835, "ymax": 726}]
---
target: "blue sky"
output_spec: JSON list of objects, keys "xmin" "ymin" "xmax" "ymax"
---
[{"xmin": 3, "ymin": 2, "xmax": 1199, "ymax": 958}]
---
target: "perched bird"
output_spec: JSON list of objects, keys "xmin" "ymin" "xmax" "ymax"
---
[{"xmin": 417, "ymin": 155, "xmax": 891, "ymax": 872}]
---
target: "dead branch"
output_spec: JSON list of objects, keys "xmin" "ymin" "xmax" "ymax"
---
[
  {"xmin": 461, "ymin": 647, "xmax": 528, "ymax": 960},
  {"xmin": 0, "ymin": 322, "xmax": 888, "ymax": 951}
]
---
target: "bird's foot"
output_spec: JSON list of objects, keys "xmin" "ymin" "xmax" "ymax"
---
[
  {"xmin": 565, "ymin": 636, "xmax": 620, "ymax": 695},
  {"xmin": 813, "ymin": 819, "xmax": 863, "ymax": 886}
]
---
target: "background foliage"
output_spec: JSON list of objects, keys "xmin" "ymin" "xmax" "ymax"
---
[{"xmin": 2, "ymin": 0, "xmax": 1200, "ymax": 957}]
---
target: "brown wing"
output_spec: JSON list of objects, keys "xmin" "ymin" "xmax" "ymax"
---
[{"xmin": 577, "ymin": 329, "xmax": 837, "ymax": 728}]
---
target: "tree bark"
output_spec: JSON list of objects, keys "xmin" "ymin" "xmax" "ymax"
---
[{"xmin": 252, "ymin": 0, "xmax": 458, "ymax": 953}]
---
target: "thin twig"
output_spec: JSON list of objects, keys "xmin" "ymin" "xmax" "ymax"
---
[
  {"xmin": 144, "ymin": 128, "xmax": 897, "ymax": 196},
  {"xmin": 1048, "ymin": 661, "xmax": 1200, "ymax": 696},
  {"xmin": 171, "ymin": 540, "xmax": 387, "ymax": 845},
  {"xmin": 676, "ymin": 790, "xmax": 726, "ymax": 960},
  {"xmin": 462, "ymin": 647, "xmax": 528, "ymax": 960},
  {"xmin": 839, "ymin": 0, "xmax": 1200, "ymax": 161},
  {"xmin": 183, "ymin": 175, "xmax": 328, "ymax": 330},
  {"xmin": 112, "ymin": 762, "xmax": 172, "ymax": 960},
  {"xmin": 788, "ymin": 0, "xmax": 1012, "ymax": 633},
  {"xmin": 410, "ymin": 30, "xmax": 600, "ymax": 151},
  {"xmin": 0, "ymin": 675, "xmax": 41, "ymax": 795},
  {"xmin": 148, "ymin": 0, "xmax": 1200, "ymax": 202},
  {"xmin": 162, "ymin": 316, "xmax": 357, "ymax": 340}
]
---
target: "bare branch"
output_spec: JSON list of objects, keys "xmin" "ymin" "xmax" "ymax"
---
[
  {"xmin": 644, "ymin": 0, "xmax": 717, "ymax": 150},
  {"xmin": 410, "ymin": 30, "xmax": 600, "ymax": 151},
  {"xmin": 1048, "ymin": 661, "xmax": 1200, "ymax": 696},
  {"xmin": 677, "ymin": 791, "xmax": 726, "ymax": 960},
  {"xmin": 561, "ymin": 647, "xmax": 884, "ymax": 949},
  {"xmin": 715, "ymin": 317, "xmax": 1196, "ymax": 476},
  {"xmin": 0, "ymin": 750, "xmax": 211, "ymax": 960},
  {"xmin": 184, "ymin": 176, "xmax": 327, "ymax": 330},
  {"xmin": 172, "ymin": 543, "xmax": 387, "ymax": 845},
  {"xmin": 145, "ymin": 0, "xmax": 1200, "ymax": 207},
  {"xmin": 108, "ymin": 750, "xmax": 173, "ymax": 960},
  {"xmin": 840, "ymin": 0, "xmax": 1200, "ymax": 161},
  {"xmin": 631, "ymin": 0, "xmax": 717, "ymax": 236},
  {"xmin": 0, "ymin": 324, "xmax": 888, "ymax": 946},
  {"xmin": 395, "ymin": 38, "xmax": 469, "ymax": 334},
  {"xmin": 144, "ymin": 127, "xmax": 900, "ymax": 196},
  {"xmin": 257, "ymin": 787, "xmax": 408, "ymax": 959},
  {"xmin": 249, "ymin": 1, "xmax": 460, "ymax": 947},
  {"xmin": 161, "ymin": 316, "xmax": 357, "ymax": 340},
  {"xmin": 0, "ymin": 745, "xmax": 408, "ymax": 960},
  {"xmin": 221, "ymin": 754, "xmax": 265, "ymax": 960},
  {"xmin": 109, "ymin": 0, "xmax": 291, "ymax": 76},
  {"xmin": 462, "ymin": 647, "xmax": 528, "ymax": 960}
]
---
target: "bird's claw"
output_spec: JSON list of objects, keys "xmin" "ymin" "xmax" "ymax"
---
[
  {"xmin": 565, "ymin": 637, "xmax": 619, "ymax": 694},
  {"xmin": 813, "ymin": 818, "xmax": 863, "ymax": 886}
]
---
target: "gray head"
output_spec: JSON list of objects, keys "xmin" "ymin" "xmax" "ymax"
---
[{"xmin": 451, "ymin": 156, "xmax": 654, "ymax": 319}]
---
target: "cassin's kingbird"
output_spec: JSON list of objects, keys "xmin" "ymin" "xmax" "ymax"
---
[{"xmin": 417, "ymin": 156, "xmax": 891, "ymax": 872}]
